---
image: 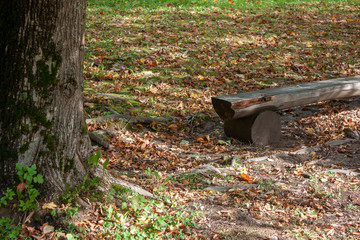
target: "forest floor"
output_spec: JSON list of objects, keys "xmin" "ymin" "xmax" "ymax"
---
[
  {"xmin": 80, "ymin": 0, "xmax": 360, "ymax": 239},
  {"xmin": 84, "ymin": 96, "xmax": 360, "ymax": 240},
  {"xmin": 11, "ymin": 1, "xmax": 360, "ymax": 239}
]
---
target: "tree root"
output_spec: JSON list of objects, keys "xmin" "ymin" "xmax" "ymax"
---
[
  {"xmin": 88, "ymin": 131, "xmax": 110, "ymax": 149},
  {"xmin": 94, "ymin": 165, "xmax": 154, "ymax": 198}
]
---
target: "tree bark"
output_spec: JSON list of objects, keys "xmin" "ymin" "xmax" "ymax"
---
[
  {"xmin": 212, "ymin": 76, "xmax": 360, "ymax": 121},
  {"xmin": 0, "ymin": 0, "xmax": 90, "ymax": 198}
]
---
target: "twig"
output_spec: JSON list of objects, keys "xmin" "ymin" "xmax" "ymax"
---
[
  {"xmin": 86, "ymin": 113, "xmax": 178, "ymax": 124},
  {"xmin": 100, "ymin": 93, "xmax": 128, "ymax": 102},
  {"xmin": 104, "ymin": 106, "xmax": 120, "ymax": 115}
]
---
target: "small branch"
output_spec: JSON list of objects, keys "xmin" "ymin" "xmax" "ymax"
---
[
  {"xmin": 100, "ymin": 93, "xmax": 128, "ymax": 102},
  {"xmin": 86, "ymin": 113, "xmax": 177, "ymax": 124},
  {"xmin": 205, "ymin": 184, "xmax": 260, "ymax": 192},
  {"xmin": 104, "ymin": 106, "xmax": 120, "ymax": 115}
]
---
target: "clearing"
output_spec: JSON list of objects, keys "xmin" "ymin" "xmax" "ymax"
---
[
  {"xmin": 10, "ymin": 0, "xmax": 360, "ymax": 239},
  {"xmin": 83, "ymin": 0, "xmax": 360, "ymax": 239}
]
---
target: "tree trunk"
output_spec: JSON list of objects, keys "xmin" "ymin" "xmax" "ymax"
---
[{"xmin": 0, "ymin": 0, "xmax": 90, "ymax": 198}]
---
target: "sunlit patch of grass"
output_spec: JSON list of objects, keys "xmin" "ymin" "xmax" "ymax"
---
[
  {"xmin": 88, "ymin": 0, "xmax": 360, "ymax": 12},
  {"xmin": 97, "ymin": 186, "xmax": 197, "ymax": 239},
  {"xmin": 85, "ymin": 1, "xmax": 360, "ymax": 117},
  {"xmin": 57, "ymin": 172, "xmax": 199, "ymax": 239},
  {"xmin": 84, "ymin": 0, "xmax": 360, "ymax": 138}
]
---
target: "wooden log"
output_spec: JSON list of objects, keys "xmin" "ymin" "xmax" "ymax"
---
[
  {"xmin": 212, "ymin": 76, "xmax": 360, "ymax": 121},
  {"xmin": 224, "ymin": 110, "xmax": 281, "ymax": 145}
]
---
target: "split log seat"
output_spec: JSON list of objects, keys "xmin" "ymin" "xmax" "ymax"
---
[{"xmin": 212, "ymin": 76, "xmax": 360, "ymax": 145}]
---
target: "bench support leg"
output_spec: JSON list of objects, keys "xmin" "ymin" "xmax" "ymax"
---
[{"xmin": 224, "ymin": 110, "xmax": 281, "ymax": 145}]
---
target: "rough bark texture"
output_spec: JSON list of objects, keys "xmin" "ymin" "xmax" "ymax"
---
[
  {"xmin": 212, "ymin": 76, "xmax": 360, "ymax": 121},
  {"xmin": 0, "ymin": 0, "xmax": 90, "ymax": 197}
]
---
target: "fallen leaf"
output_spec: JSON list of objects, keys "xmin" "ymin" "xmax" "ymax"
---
[
  {"xmin": 327, "ymin": 228, "xmax": 335, "ymax": 236},
  {"xmin": 43, "ymin": 225, "xmax": 55, "ymax": 234},
  {"xmin": 147, "ymin": 60, "xmax": 158, "ymax": 67},
  {"xmin": 42, "ymin": 202, "xmax": 58, "ymax": 210},
  {"xmin": 305, "ymin": 128, "xmax": 315, "ymax": 134},
  {"xmin": 17, "ymin": 181, "xmax": 27, "ymax": 192},
  {"xmin": 168, "ymin": 123, "xmax": 178, "ymax": 130},
  {"xmin": 241, "ymin": 172, "xmax": 253, "ymax": 182},
  {"xmin": 294, "ymin": 168, "xmax": 303, "ymax": 175}
]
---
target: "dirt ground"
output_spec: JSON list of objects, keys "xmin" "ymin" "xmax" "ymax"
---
[
  {"xmin": 4, "ymin": 98, "xmax": 360, "ymax": 240},
  {"xmin": 88, "ymin": 97, "xmax": 359, "ymax": 239},
  {"xmin": 182, "ymin": 98, "xmax": 360, "ymax": 239}
]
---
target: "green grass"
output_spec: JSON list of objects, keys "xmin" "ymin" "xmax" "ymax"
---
[
  {"xmin": 98, "ymin": 186, "xmax": 197, "ymax": 239},
  {"xmin": 88, "ymin": 0, "xmax": 360, "ymax": 11},
  {"xmin": 54, "ymin": 164, "xmax": 198, "ymax": 239},
  {"xmin": 85, "ymin": 0, "xmax": 360, "ymax": 120}
]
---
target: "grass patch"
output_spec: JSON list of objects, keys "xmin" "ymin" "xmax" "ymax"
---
[
  {"xmin": 88, "ymin": 0, "xmax": 360, "ymax": 11},
  {"xmin": 85, "ymin": 0, "xmax": 360, "ymax": 119}
]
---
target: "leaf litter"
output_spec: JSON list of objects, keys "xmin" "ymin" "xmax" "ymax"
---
[
  {"xmin": 79, "ymin": 1, "xmax": 360, "ymax": 239},
  {"xmin": 16, "ymin": 1, "xmax": 360, "ymax": 239}
]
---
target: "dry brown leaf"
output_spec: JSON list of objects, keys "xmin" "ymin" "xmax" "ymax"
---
[{"xmin": 168, "ymin": 123, "xmax": 178, "ymax": 129}]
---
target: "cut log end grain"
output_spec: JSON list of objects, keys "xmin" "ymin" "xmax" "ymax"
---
[
  {"xmin": 224, "ymin": 110, "xmax": 281, "ymax": 145},
  {"xmin": 252, "ymin": 111, "xmax": 281, "ymax": 145}
]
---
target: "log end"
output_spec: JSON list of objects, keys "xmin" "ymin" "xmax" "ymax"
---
[
  {"xmin": 212, "ymin": 96, "xmax": 235, "ymax": 121},
  {"xmin": 251, "ymin": 111, "xmax": 281, "ymax": 145},
  {"xmin": 224, "ymin": 110, "xmax": 281, "ymax": 145}
]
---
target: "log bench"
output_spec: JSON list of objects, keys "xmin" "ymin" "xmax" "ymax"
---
[{"xmin": 212, "ymin": 76, "xmax": 360, "ymax": 145}]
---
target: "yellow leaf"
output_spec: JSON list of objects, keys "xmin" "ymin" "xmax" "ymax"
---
[
  {"xmin": 197, "ymin": 75, "xmax": 205, "ymax": 81},
  {"xmin": 293, "ymin": 169, "xmax": 303, "ymax": 175},
  {"xmin": 191, "ymin": 92, "xmax": 198, "ymax": 99},
  {"xmin": 42, "ymin": 202, "xmax": 58, "ymax": 210},
  {"xmin": 305, "ymin": 128, "xmax": 315, "ymax": 134},
  {"xmin": 138, "ymin": 58, "xmax": 146, "ymax": 64}
]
